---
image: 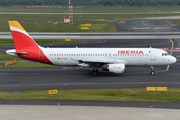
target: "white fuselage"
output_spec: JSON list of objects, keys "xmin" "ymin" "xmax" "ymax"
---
[
  {"xmin": 40, "ymin": 47, "xmax": 176, "ymax": 66},
  {"xmin": 7, "ymin": 20, "xmax": 177, "ymax": 75}
]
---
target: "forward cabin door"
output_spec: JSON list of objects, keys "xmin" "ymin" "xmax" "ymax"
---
[{"xmin": 150, "ymin": 50, "xmax": 156, "ymax": 60}]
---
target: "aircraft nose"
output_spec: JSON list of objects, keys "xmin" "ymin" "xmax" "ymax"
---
[{"xmin": 171, "ymin": 56, "xmax": 177, "ymax": 64}]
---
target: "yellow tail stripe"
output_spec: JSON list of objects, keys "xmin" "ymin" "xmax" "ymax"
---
[{"xmin": 8, "ymin": 21, "xmax": 26, "ymax": 32}]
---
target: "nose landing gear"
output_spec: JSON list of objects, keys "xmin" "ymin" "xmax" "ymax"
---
[{"xmin": 150, "ymin": 66, "xmax": 155, "ymax": 75}]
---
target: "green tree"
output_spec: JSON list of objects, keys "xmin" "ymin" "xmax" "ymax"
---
[
  {"xmin": 130, "ymin": 0, "xmax": 136, "ymax": 6},
  {"xmin": 103, "ymin": 1, "xmax": 114, "ymax": 6}
]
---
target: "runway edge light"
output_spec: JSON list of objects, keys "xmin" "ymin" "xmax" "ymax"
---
[{"xmin": 48, "ymin": 89, "xmax": 58, "ymax": 95}]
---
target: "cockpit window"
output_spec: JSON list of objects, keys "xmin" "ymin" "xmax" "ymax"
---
[{"xmin": 162, "ymin": 53, "xmax": 169, "ymax": 56}]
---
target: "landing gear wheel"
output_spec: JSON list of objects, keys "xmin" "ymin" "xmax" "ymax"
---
[
  {"xmin": 92, "ymin": 69, "xmax": 98, "ymax": 76},
  {"xmin": 92, "ymin": 71, "xmax": 98, "ymax": 76},
  {"xmin": 150, "ymin": 71, "xmax": 155, "ymax": 75},
  {"xmin": 150, "ymin": 66, "xmax": 155, "ymax": 75}
]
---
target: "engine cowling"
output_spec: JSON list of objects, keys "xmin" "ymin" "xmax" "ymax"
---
[{"xmin": 108, "ymin": 63, "xmax": 125, "ymax": 74}]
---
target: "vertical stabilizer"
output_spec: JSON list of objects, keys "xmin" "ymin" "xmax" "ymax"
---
[
  {"xmin": 8, "ymin": 21, "xmax": 39, "ymax": 51},
  {"xmin": 8, "ymin": 21, "xmax": 52, "ymax": 65}
]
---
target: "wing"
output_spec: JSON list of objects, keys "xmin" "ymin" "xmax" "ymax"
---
[
  {"xmin": 72, "ymin": 58, "xmax": 127, "ymax": 67},
  {"xmin": 78, "ymin": 59, "xmax": 127, "ymax": 64}
]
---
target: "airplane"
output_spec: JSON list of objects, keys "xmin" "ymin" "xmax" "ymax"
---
[{"xmin": 6, "ymin": 21, "xmax": 177, "ymax": 76}]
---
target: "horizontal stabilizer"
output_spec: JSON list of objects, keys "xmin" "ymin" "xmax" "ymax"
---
[{"xmin": 5, "ymin": 49, "xmax": 28, "ymax": 56}]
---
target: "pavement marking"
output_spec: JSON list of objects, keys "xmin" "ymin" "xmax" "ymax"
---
[
  {"xmin": 154, "ymin": 38, "xmax": 174, "ymax": 72},
  {"xmin": 0, "ymin": 81, "xmax": 176, "ymax": 88},
  {"xmin": 141, "ymin": 20, "xmax": 176, "ymax": 74},
  {"xmin": 153, "ymin": 38, "xmax": 174, "ymax": 73},
  {"xmin": 141, "ymin": 20, "xmax": 161, "ymax": 33},
  {"xmin": 127, "ymin": 41, "xmax": 171, "ymax": 47},
  {"xmin": 28, "ymin": 70, "xmax": 39, "ymax": 79},
  {"xmin": 168, "ymin": 38, "xmax": 174, "ymax": 55},
  {"xmin": 166, "ymin": 38, "xmax": 175, "ymax": 71}
]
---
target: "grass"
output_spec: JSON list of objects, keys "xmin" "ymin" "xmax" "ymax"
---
[
  {"xmin": 0, "ymin": 54, "xmax": 21, "ymax": 61},
  {"xmin": 0, "ymin": 53, "xmax": 53, "ymax": 68},
  {"xmin": 0, "ymin": 12, "xmax": 180, "ymax": 32},
  {"xmin": 1, "ymin": 88, "xmax": 180, "ymax": 102},
  {"xmin": 0, "ymin": 39, "xmax": 91, "ymax": 46},
  {"xmin": 1, "ymin": 6, "xmax": 180, "ymax": 13},
  {"xmin": 172, "ymin": 19, "xmax": 180, "ymax": 26},
  {"xmin": 0, "ymin": 6, "xmax": 179, "ymax": 32},
  {"xmin": 1, "ymin": 61, "xmax": 53, "ymax": 68},
  {"xmin": 78, "ymin": 23, "xmax": 116, "ymax": 32},
  {"xmin": 0, "ymin": 14, "xmax": 117, "ymax": 32}
]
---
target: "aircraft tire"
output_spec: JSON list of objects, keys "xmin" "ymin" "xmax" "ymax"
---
[
  {"xmin": 92, "ymin": 69, "xmax": 98, "ymax": 76},
  {"xmin": 150, "ymin": 71, "xmax": 155, "ymax": 75},
  {"xmin": 92, "ymin": 71, "xmax": 98, "ymax": 76}
]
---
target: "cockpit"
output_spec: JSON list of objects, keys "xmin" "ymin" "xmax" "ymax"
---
[{"xmin": 162, "ymin": 53, "xmax": 169, "ymax": 56}]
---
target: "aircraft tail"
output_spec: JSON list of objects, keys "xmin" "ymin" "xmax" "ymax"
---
[
  {"xmin": 7, "ymin": 21, "xmax": 52, "ymax": 65},
  {"xmin": 8, "ymin": 21, "xmax": 39, "ymax": 51}
]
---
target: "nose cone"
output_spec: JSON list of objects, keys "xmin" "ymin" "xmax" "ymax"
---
[{"xmin": 170, "ymin": 56, "xmax": 177, "ymax": 64}]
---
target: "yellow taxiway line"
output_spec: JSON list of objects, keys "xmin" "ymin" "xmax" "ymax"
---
[{"xmin": 141, "ymin": 20, "xmax": 175, "ymax": 73}]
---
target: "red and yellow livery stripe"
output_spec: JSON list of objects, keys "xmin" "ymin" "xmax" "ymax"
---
[{"xmin": 8, "ymin": 21, "xmax": 53, "ymax": 65}]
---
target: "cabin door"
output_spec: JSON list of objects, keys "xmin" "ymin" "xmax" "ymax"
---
[{"xmin": 150, "ymin": 50, "xmax": 156, "ymax": 60}]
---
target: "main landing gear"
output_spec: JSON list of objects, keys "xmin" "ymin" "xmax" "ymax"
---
[
  {"xmin": 92, "ymin": 68, "xmax": 98, "ymax": 76},
  {"xmin": 150, "ymin": 66, "xmax": 155, "ymax": 75}
]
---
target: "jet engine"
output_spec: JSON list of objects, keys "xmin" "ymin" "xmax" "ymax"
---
[{"xmin": 107, "ymin": 63, "xmax": 125, "ymax": 74}]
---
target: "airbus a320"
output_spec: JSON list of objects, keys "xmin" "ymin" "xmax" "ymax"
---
[{"xmin": 6, "ymin": 21, "xmax": 177, "ymax": 76}]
